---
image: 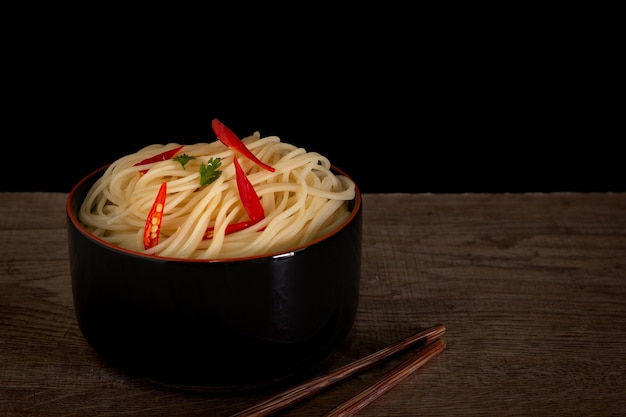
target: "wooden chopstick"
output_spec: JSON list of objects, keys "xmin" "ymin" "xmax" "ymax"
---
[
  {"xmin": 229, "ymin": 324, "xmax": 446, "ymax": 417},
  {"xmin": 323, "ymin": 338, "xmax": 446, "ymax": 417}
]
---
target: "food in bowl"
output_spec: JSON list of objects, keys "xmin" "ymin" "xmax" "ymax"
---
[
  {"xmin": 66, "ymin": 119, "xmax": 362, "ymax": 388},
  {"xmin": 78, "ymin": 118, "xmax": 356, "ymax": 259}
]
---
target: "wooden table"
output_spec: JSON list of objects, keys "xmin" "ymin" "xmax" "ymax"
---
[{"xmin": 2, "ymin": 192, "xmax": 625, "ymax": 416}]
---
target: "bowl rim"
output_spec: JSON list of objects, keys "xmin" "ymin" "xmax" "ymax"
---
[{"xmin": 67, "ymin": 163, "xmax": 362, "ymax": 264}]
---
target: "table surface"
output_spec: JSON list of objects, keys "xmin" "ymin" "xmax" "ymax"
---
[{"xmin": 1, "ymin": 191, "xmax": 625, "ymax": 417}]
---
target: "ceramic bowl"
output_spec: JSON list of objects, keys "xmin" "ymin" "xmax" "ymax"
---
[{"xmin": 66, "ymin": 164, "xmax": 362, "ymax": 389}]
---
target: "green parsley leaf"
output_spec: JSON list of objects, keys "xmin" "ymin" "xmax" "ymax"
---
[
  {"xmin": 173, "ymin": 154, "xmax": 196, "ymax": 169},
  {"xmin": 199, "ymin": 157, "xmax": 222, "ymax": 187}
]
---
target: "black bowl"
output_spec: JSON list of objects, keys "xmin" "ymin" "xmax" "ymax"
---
[{"xmin": 66, "ymin": 165, "xmax": 362, "ymax": 389}]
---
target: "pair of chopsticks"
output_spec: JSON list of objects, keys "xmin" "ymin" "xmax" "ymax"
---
[{"xmin": 229, "ymin": 323, "xmax": 446, "ymax": 417}]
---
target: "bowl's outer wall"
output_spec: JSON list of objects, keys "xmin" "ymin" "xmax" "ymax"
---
[{"xmin": 67, "ymin": 166, "xmax": 362, "ymax": 387}]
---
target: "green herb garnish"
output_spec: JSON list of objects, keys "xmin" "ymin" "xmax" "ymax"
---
[
  {"xmin": 173, "ymin": 154, "xmax": 196, "ymax": 169},
  {"xmin": 199, "ymin": 157, "xmax": 222, "ymax": 187}
]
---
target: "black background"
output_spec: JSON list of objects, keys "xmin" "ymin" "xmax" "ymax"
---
[{"xmin": 3, "ymin": 15, "xmax": 622, "ymax": 194}]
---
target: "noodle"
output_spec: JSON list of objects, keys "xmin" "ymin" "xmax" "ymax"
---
[{"xmin": 78, "ymin": 131, "xmax": 356, "ymax": 260}]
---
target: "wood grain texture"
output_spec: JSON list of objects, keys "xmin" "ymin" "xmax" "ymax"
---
[{"xmin": 1, "ymin": 192, "xmax": 625, "ymax": 416}]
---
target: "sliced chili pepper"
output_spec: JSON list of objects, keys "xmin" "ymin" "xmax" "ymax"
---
[
  {"xmin": 233, "ymin": 155, "xmax": 265, "ymax": 221},
  {"xmin": 211, "ymin": 118, "xmax": 275, "ymax": 172},
  {"xmin": 134, "ymin": 145, "xmax": 184, "ymax": 174},
  {"xmin": 143, "ymin": 181, "xmax": 167, "ymax": 249},
  {"xmin": 203, "ymin": 220, "xmax": 260, "ymax": 240}
]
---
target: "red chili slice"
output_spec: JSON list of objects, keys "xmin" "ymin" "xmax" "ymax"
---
[
  {"xmin": 143, "ymin": 181, "xmax": 167, "ymax": 249},
  {"xmin": 134, "ymin": 145, "xmax": 184, "ymax": 174},
  {"xmin": 203, "ymin": 220, "xmax": 260, "ymax": 240},
  {"xmin": 211, "ymin": 119, "xmax": 275, "ymax": 172},
  {"xmin": 233, "ymin": 156, "xmax": 265, "ymax": 221}
]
